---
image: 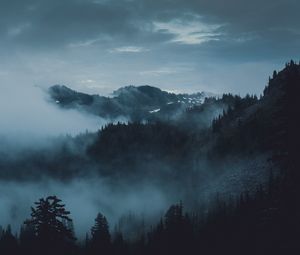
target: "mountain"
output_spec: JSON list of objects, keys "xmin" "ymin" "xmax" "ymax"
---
[
  {"xmin": 0, "ymin": 61, "xmax": 298, "ymax": 255},
  {"xmin": 10, "ymin": 62, "xmax": 296, "ymax": 182},
  {"xmin": 25, "ymin": 62, "xmax": 296, "ymax": 182},
  {"xmin": 48, "ymin": 84, "xmax": 216, "ymax": 121},
  {"xmin": 211, "ymin": 60, "xmax": 297, "ymax": 160},
  {"xmin": 0, "ymin": 62, "xmax": 295, "ymax": 208}
]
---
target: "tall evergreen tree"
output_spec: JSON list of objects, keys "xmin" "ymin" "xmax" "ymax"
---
[
  {"xmin": 24, "ymin": 196, "xmax": 76, "ymax": 255},
  {"xmin": 89, "ymin": 212, "xmax": 111, "ymax": 255},
  {"xmin": 0, "ymin": 225, "xmax": 18, "ymax": 255}
]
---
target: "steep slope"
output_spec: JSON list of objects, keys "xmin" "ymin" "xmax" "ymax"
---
[
  {"xmin": 210, "ymin": 61, "xmax": 299, "ymax": 158},
  {"xmin": 3, "ymin": 63, "xmax": 294, "ymax": 183}
]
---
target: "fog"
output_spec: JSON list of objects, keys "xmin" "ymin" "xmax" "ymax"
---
[
  {"xmin": 0, "ymin": 80, "xmax": 271, "ymax": 240},
  {"xmin": 0, "ymin": 154, "xmax": 271, "ymax": 239},
  {"xmin": 0, "ymin": 81, "xmax": 140, "ymax": 238},
  {"xmin": 0, "ymin": 177, "xmax": 169, "ymax": 239},
  {"xmin": 0, "ymin": 82, "xmax": 104, "ymax": 140}
]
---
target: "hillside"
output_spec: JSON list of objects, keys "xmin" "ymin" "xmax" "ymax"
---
[
  {"xmin": 0, "ymin": 61, "xmax": 298, "ymax": 255},
  {"xmin": 49, "ymin": 85, "xmax": 215, "ymax": 121},
  {"xmin": 2, "ymin": 63, "xmax": 297, "ymax": 191}
]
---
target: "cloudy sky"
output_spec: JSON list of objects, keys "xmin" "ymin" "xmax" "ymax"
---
[{"xmin": 0, "ymin": 0, "xmax": 299, "ymax": 95}]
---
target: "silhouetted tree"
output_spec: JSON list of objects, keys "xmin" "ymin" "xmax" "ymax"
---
[
  {"xmin": 19, "ymin": 221, "xmax": 36, "ymax": 255},
  {"xmin": 25, "ymin": 196, "xmax": 76, "ymax": 255},
  {"xmin": 89, "ymin": 212, "xmax": 111, "ymax": 255},
  {"xmin": 0, "ymin": 225, "xmax": 18, "ymax": 255}
]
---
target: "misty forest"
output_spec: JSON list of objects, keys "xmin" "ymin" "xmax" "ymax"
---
[
  {"xmin": 0, "ymin": 0, "xmax": 299, "ymax": 254},
  {"xmin": 0, "ymin": 61, "xmax": 298, "ymax": 255}
]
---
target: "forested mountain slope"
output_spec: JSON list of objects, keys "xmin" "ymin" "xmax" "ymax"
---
[{"xmin": 0, "ymin": 61, "xmax": 299, "ymax": 255}]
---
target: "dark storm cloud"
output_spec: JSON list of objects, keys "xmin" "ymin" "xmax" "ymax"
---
[
  {"xmin": 0, "ymin": 0, "xmax": 135, "ymax": 48},
  {"xmin": 0, "ymin": 0, "xmax": 298, "ymax": 52},
  {"xmin": 0, "ymin": 0, "xmax": 298, "ymax": 95}
]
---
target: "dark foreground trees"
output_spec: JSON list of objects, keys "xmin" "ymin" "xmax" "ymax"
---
[
  {"xmin": 0, "ymin": 61, "xmax": 299, "ymax": 255},
  {"xmin": 23, "ymin": 195, "xmax": 76, "ymax": 255},
  {"xmin": 0, "ymin": 225, "xmax": 18, "ymax": 255},
  {"xmin": 0, "ymin": 167, "xmax": 299, "ymax": 255},
  {"xmin": 87, "ymin": 212, "xmax": 111, "ymax": 255}
]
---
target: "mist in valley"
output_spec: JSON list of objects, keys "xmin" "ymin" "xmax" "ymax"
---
[{"xmin": 0, "ymin": 79, "xmax": 276, "ymax": 240}]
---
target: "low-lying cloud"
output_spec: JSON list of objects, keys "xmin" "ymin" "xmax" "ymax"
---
[
  {"xmin": 0, "ymin": 177, "xmax": 169, "ymax": 239},
  {"xmin": 0, "ymin": 82, "xmax": 105, "ymax": 141}
]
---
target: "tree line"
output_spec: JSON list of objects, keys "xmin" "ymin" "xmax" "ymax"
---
[
  {"xmin": 0, "ymin": 165, "xmax": 299, "ymax": 255},
  {"xmin": 1, "ymin": 61, "xmax": 298, "ymax": 254}
]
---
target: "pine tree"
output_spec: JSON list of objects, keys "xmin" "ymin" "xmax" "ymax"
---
[
  {"xmin": 90, "ymin": 212, "xmax": 111, "ymax": 255},
  {"xmin": 0, "ymin": 225, "xmax": 18, "ymax": 255},
  {"xmin": 24, "ymin": 196, "xmax": 75, "ymax": 255}
]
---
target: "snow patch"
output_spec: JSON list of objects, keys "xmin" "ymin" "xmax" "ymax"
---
[{"xmin": 149, "ymin": 108, "xmax": 161, "ymax": 113}]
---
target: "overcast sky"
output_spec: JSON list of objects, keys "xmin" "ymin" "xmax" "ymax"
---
[{"xmin": 0, "ymin": 0, "xmax": 299, "ymax": 95}]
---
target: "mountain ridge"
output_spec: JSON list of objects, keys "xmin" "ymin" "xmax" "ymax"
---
[{"xmin": 49, "ymin": 84, "xmax": 217, "ymax": 121}]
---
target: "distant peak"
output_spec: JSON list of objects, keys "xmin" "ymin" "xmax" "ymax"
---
[
  {"xmin": 112, "ymin": 85, "xmax": 163, "ymax": 97},
  {"xmin": 50, "ymin": 84, "xmax": 75, "ymax": 93}
]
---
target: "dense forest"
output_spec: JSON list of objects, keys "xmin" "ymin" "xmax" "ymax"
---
[{"xmin": 0, "ymin": 61, "xmax": 298, "ymax": 255}]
